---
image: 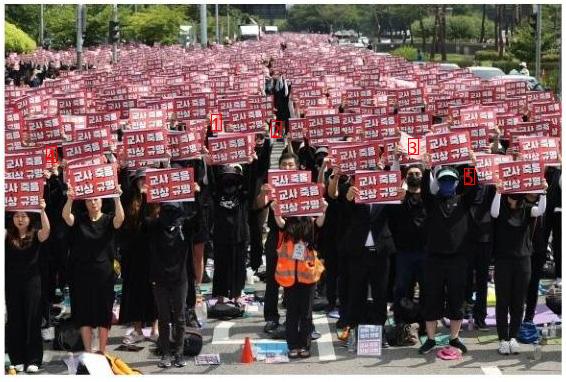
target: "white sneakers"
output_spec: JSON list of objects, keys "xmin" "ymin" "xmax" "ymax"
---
[
  {"xmin": 122, "ymin": 331, "xmax": 145, "ymax": 345},
  {"xmin": 26, "ymin": 365, "xmax": 39, "ymax": 373},
  {"xmin": 498, "ymin": 340, "xmax": 510, "ymax": 355},
  {"xmin": 498, "ymin": 339, "xmax": 520, "ymax": 355},
  {"xmin": 509, "ymin": 338, "xmax": 521, "ymax": 354},
  {"xmin": 14, "ymin": 364, "xmax": 24, "ymax": 372}
]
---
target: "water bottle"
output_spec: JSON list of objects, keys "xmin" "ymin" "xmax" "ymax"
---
[
  {"xmin": 467, "ymin": 315, "xmax": 474, "ymax": 331},
  {"xmin": 541, "ymin": 323, "xmax": 549, "ymax": 343},
  {"xmin": 195, "ymin": 301, "xmax": 208, "ymax": 328},
  {"xmin": 532, "ymin": 342, "xmax": 542, "ymax": 361},
  {"xmin": 63, "ymin": 286, "xmax": 71, "ymax": 308},
  {"xmin": 549, "ymin": 321, "xmax": 557, "ymax": 338},
  {"xmin": 347, "ymin": 328, "xmax": 357, "ymax": 353}
]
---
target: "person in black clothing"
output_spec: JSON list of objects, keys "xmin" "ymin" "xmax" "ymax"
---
[
  {"xmin": 335, "ymin": 175, "xmax": 402, "ymax": 342},
  {"xmin": 5, "ymin": 200, "xmax": 50, "ymax": 374},
  {"xmin": 465, "ymin": 183, "xmax": 496, "ymax": 330},
  {"xmin": 118, "ymin": 168, "xmax": 158, "ymax": 344},
  {"xmin": 387, "ymin": 164, "xmax": 427, "ymax": 328},
  {"xmin": 491, "ymin": 183, "xmax": 547, "ymax": 355},
  {"xmin": 544, "ymin": 167, "xmax": 562, "ymax": 285},
  {"xmin": 211, "ymin": 164, "xmax": 251, "ymax": 303},
  {"xmin": 256, "ymin": 152, "xmax": 300, "ymax": 334},
  {"xmin": 418, "ymin": 154, "xmax": 479, "ymax": 355},
  {"xmin": 62, "ymin": 187, "xmax": 125, "ymax": 354},
  {"xmin": 146, "ymin": 202, "xmax": 193, "ymax": 368},
  {"xmin": 272, "ymin": 72, "xmax": 292, "ymax": 135}
]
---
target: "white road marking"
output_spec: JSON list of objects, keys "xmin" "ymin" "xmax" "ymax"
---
[
  {"xmin": 211, "ymin": 321, "xmax": 235, "ymax": 343},
  {"xmin": 481, "ymin": 366, "xmax": 502, "ymax": 375},
  {"xmin": 313, "ymin": 313, "xmax": 337, "ymax": 361}
]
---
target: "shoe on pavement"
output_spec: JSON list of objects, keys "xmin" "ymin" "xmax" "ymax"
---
[
  {"xmin": 202, "ymin": 272, "xmax": 211, "ymax": 284},
  {"xmin": 158, "ymin": 355, "xmax": 173, "ymax": 368},
  {"xmin": 123, "ymin": 331, "xmax": 145, "ymax": 345},
  {"xmin": 418, "ymin": 339, "xmax": 437, "ymax": 354},
  {"xmin": 509, "ymin": 338, "xmax": 521, "ymax": 354},
  {"xmin": 148, "ymin": 333, "xmax": 159, "ymax": 343},
  {"xmin": 498, "ymin": 340, "xmax": 510, "ymax": 355},
  {"xmin": 264, "ymin": 321, "xmax": 279, "ymax": 334},
  {"xmin": 327, "ymin": 309, "xmax": 340, "ymax": 319},
  {"xmin": 337, "ymin": 327, "xmax": 350, "ymax": 342},
  {"xmin": 173, "ymin": 355, "xmax": 187, "ymax": 368},
  {"xmin": 474, "ymin": 317, "xmax": 489, "ymax": 331},
  {"xmin": 449, "ymin": 337, "xmax": 468, "ymax": 354},
  {"xmin": 26, "ymin": 365, "xmax": 39, "ymax": 374},
  {"xmin": 311, "ymin": 330, "xmax": 321, "ymax": 341},
  {"xmin": 14, "ymin": 364, "xmax": 24, "ymax": 373}
]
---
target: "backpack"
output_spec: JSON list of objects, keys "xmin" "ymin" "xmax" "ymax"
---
[
  {"xmin": 517, "ymin": 321, "xmax": 540, "ymax": 344},
  {"xmin": 53, "ymin": 318, "xmax": 84, "ymax": 352},
  {"xmin": 183, "ymin": 328, "xmax": 203, "ymax": 356},
  {"xmin": 387, "ymin": 323, "xmax": 418, "ymax": 347},
  {"xmin": 546, "ymin": 292, "xmax": 561, "ymax": 316},
  {"xmin": 207, "ymin": 302, "xmax": 244, "ymax": 320}
]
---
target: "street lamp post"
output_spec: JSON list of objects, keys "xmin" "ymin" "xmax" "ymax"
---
[
  {"xmin": 40, "ymin": 4, "xmax": 44, "ymax": 47},
  {"xmin": 535, "ymin": 4, "xmax": 542, "ymax": 80},
  {"xmin": 76, "ymin": 4, "xmax": 83, "ymax": 71},
  {"xmin": 112, "ymin": 4, "xmax": 118, "ymax": 64},
  {"xmin": 200, "ymin": 4, "xmax": 208, "ymax": 47}
]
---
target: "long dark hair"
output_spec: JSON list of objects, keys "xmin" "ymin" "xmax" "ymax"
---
[
  {"xmin": 6, "ymin": 212, "xmax": 37, "ymax": 249},
  {"xmin": 124, "ymin": 187, "xmax": 144, "ymax": 231},
  {"xmin": 283, "ymin": 216, "xmax": 314, "ymax": 245}
]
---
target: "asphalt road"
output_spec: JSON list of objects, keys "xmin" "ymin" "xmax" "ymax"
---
[{"xmin": 38, "ymin": 279, "xmax": 561, "ymax": 375}]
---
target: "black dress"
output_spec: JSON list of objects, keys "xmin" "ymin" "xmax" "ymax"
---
[
  {"xmin": 69, "ymin": 213, "xmax": 117, "ymax": 328},
  {"xmin": 5, "ymin": 232, "xmax": 43, "ymax": 367},
  {"xmin": 118, "ymin": 202, "xmax": 157, "ymax": 325}
]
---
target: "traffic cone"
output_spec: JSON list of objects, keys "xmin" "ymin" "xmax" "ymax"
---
[{"xmin": 240, "ymin": 337, "xmax": 254, "ymax": 364}]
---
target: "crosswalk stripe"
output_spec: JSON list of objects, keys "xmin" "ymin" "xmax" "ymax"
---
[
  {"xmin": 481, "ymin": 366, "xmax": 502, "ymax": 375},
  {"xmin": 211, "ymin": 321, "xmax": 234, "ymax": 343},
  {"xmin": 313, "ymin": 314, "xmax": 337, "ymax": 361}
]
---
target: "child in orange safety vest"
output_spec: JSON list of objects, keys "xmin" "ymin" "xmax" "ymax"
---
[{"xmin": 270, "ymin": 201, "xmax": 327, "ymax": 359}]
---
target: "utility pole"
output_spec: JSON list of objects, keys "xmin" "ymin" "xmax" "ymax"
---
[
  {"xmin": 215, "ymin": 4, "xmax": 220, "ymax": 44},
  {"xmin": 200, "ymin": 4, "xmax": 208, "ymax": 47},
  {"xmin": 535, "ymin": 4, "xmax": 542, "ymax": 79},
  {"xmin": 40, "ymin": 4, "xmax": 44, "ymax": 47},
  {"xmin": 76, "ymin": 4, "xmax": 83, "ymax": 71},
  {"xmin": 112, "ymin": 4, "xmax": 118, "ymax": 64},
  {"xmin": 227, "ymin": 5, "xmax": 230, "ymax": 41}
]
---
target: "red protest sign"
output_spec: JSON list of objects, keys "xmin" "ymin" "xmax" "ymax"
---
[
  {"xmin": 207, "ymin": 133, "xmax": 255, "ymax": 165},
  {"xmin": 24, "ymin": 115, "xmax": 63, "ymax": 145},
  {"xmin": 65, "ymin": 162, "xmax": 119, "ymax": 199},
  {"xmin": 144, "ymin": 168, "xmax": 195, "ymax": 203},
  {"xmin": 224, "ymin": 108, "xmax": 264, "ymax": 133},
  {"xmin": 123, "ymin": 129, "xmax": 170, "ymax": 163},
  {"xmin": 498, "ymin": 160, "xmax": 546, "ymax": 193},
  {"xmin": 426, "ymin": 130, "xmax": 472, "ymax": 166},
  {"xmin": 517, "ymin": 136, "xmax": 561, "ymax": 166},
  {"xmin": 73, "ymin": 126, "xmax": 113, "ymax": 150},
  {"xmin": 268, "ymin": 170, "xmax": 312, "ymax": 187},
  {"xmin": 330, "ymin": 142, "xmax": 381, "ymax": 175},
  {"xmin": 66, "ymin": 155, "xmax": 107, "ymax": 168},
  {"xmin": 397, "ymin": 112, "xmax": 431, "ymax": 136},
  {"xmin": 475, "ymin": 153, "xmax": 514, "ymax": 185},
  {"xmin": 288, "ymin": 118, "xmax": 307, "ymax": 140},
  {"xmin": 86, "ymin": 111, "xmax": 121, "ymax": 132},
  {"xmin": 62, "ymin": 138, "xmax": 105, "ymax": 162},
  {"xmin": 167, "ymin": 130, "xmax": 204, "ymax": 161},
  {"xmin": 105, "ymin": 98, "xmax": 137, "ymax": 119},
  {"xmin": 5, "ymin": 178, "xmax": 45, "ymax": 212},
  {"xmin": 5, "ymin": 150, "xmax": 45, "ymax": 180},
  {"xmin": 273, "ymin": 183, "xmax": 325, "ymax": 217},
  {"xmin": 458, "ymin": 106, "xmax": 496, "ymax": 130},
  {"xmin": 354, "ymin": 170, "xmax": 403, "ymax": 204},
  {"xmin": 128, "ymin": 108, "xmax": 166, "ymax": 130}
]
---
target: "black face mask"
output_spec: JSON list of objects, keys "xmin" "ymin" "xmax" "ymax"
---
[
  {"xmin": 222, "ymin": 178, "xmax": 241, "ymax": 195},
  {"xmin": 406, "ymin": 175, "xmax": 422, "ymax": 188}
]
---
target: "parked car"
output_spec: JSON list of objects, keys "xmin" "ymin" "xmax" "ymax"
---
[
  {"xmin": 467, "ymin": 66, "xmax": 505, "ymax": 80},
  {"xmin": 438, "ymin": 63, "xmax": 460, "ymax": 71},
  {"xmin": 494, "ymin": 74, "xmax": 546, "ymax": 91}
]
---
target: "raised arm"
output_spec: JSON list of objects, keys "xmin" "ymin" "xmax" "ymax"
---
[
  {"xmin": 315, "ymin": 200, "xmax": 329, "ymax": 227},
  {"xmin": 490, "ymin": 190, "xmax": 502, "ymax": 219},
  {"xmin": 62, "ymin": 188, "xmax": 75, "ymax": 227},
  {"xmin": 37, "ymin": 198, "xmax": 51, "ymax": 242},
  {"xmin": 113, "ymin": 185, "xmax": 125, "ymax": 229},
  {"xmin": 270, "ymin": 200, "xmax": 286, "ymax": 229},
  {"xmin": 530, "ymin": 181, "xmax": 548, "ymax": 217}
]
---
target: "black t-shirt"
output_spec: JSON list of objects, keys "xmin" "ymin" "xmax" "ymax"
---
[
  {"xmin": 70, "ymin": 213, "xmax": 117, "ymax": 266},
  {"xmin": 147, "ymin": 217, "xmax": 189, "ymax": 286},
  {"xmin": 468, "ymin": 185, "xmax": 496, "ymax": 243},
  {"xmin": 387, "ymin": 191, "xmax": 427, "ymax": 252},
  {"xmin": 213, "ymin": 192, "xmax": 250, "ymax": 244},
  {"xmin": 493, "ymin": 200, "xmax": 534, "ymax": 259},
  {"xmin": 5, "ymin": 231, "xmax": 41, "ymax": 279}
]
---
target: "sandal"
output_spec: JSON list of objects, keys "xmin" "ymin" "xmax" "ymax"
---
[
  {"xmin": 288, "ymin": 349, "xmax": 300, "ymax": 359},
  {"xmin": 299, "ymin": 348, "xmax": 311, "ymax": 358}
]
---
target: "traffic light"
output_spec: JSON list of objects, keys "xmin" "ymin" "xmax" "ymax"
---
[
  {"xmin": 109, "ymin": 21, "xmax": 120, "ymax": 43},
  {"xmin": 529, "ymin": 13, "xmax": 537, "ymax": 38}
]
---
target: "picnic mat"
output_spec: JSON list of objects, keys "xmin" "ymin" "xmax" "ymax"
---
[
  {"xmin": 419, "ymin": 334, "xmax": 450, "ymax": 346},
  {"xmin": 462, "ymin": 303, "xmax": 560, "ymax": 327},
  {"xmin": 477, "ymin": 334, "xmax": 561, "ymax": 345}
]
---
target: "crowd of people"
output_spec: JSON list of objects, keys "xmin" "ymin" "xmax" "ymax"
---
[{"xmin": 4, "ymin": 34, "xmax": 562, "ymax": 373}]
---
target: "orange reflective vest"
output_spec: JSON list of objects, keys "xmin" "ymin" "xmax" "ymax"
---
[{"xmin": 275, "ymin": 237, "xmax": 324, "ymax": 287}]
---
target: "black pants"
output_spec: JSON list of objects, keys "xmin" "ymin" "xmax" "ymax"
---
[
  {"xmin": 323, "ymin": 246, "xmax": 339, "ymax": 309},
  {"xmin": 284, "ymin": 283, "xmax": 315, "ymax": 350},
  {"xmin": 525, "ymin": 249, "xmax": 547, "ymax": 322},
  {"xmin": 465, "ymin": 242, "xmax": 492, "ymax": 320},
  {"xmin": 212, "ymin": 242, "xmax": 246, "ymax": 299},
  {"xmin": 393, "ymin": 250, "xmax": 425, "ymax": 323},
  {"xmin": 550, "ymin": 212, "xmax": 561, "ymax": 278},
  {"xmin": 153, "ymin": 282, "xmax": 187, "ymax": 356},
  {"xmin": 5, "ymin": 275, "xmax": 43, "ymax": 367},
  {"xmin": 248, "ymin": 209, "xmax": 264, "ymax": 271},
  {"xmin": 495, "ymin": 257, "xmax": 531, "ymax": 341},
  {"xmin": 422, "ymin": 254, "xmax": 467, "ymax": 321},
  {"xmin": 186, "ymin": 243, "xmax": 196, "ymax": 309},
  {"xmin": 347, "ymin": 249, "xmax": 390, "ymax": 327},
  {"xmin": 263, "ymin": 233, "xmax": 280, "ymax": 323},
  {"xmin": 336, "ymin": 255, "xmax": 350, "ymax": 328}
]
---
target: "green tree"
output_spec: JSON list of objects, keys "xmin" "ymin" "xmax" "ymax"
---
[
  {"xmin": 44, "ymin": 5, "xmax": 76, "ymax": 50},
  {"xmin": 5, "ymin": 21, "xmax": 37, "ymax": 53},
  {"xmin": 508, "ymin": 22, "xmax": 557, "ymax": 63},
  {"xmin": 122, "ymin": 5, "xmax": 188, "ymax": 45},
  {"xmin": 5, "ymin": 5, "xmax": 40, "ymax": 42}
]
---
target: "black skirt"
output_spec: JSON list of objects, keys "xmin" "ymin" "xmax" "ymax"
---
[{"xmin": 70, "ymin": 261, "xmax": 114, "ymax": 328}]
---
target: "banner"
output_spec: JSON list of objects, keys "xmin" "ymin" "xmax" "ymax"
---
[
  {"xmin": 354, "ymin": 170, "xmax": 403, "ymax": 204},
  {"xmin": 498, "ymin": 160, "xmax": 546, "ymax": 193},
  {"xmin": 144, "ymin": 168, "xmax": 195, "ymax": 203},
  {"xmin": 268, "ymin": 170, "xmax": 312, "ymax": 187},
  {"xmin": 273, "ymin": 183, "xmax": 325, "ymax": 217},
  {"xmin": 62, "ymin": 138, "xmax": 105, "ymax": 162},
  {"xmin": 123, "ymin": 129, "xmax": 170, "ymax": 163},
  {"xmin": 24, "ymin": 115, "xmax": 63, "ymax": 145},
  {"xmin": 517, "ymin": 136, "xmax": 561, "ymax": 166},
  {"xmin": 426, "ymin": 131, "xmax": 472, "ymax": 166},
  {"xmin": 5, "ymin": 178, "xmax": 45, "ymax": 212},
  {"xmin": 128, "ymin": 108, "xmax": 166, "ymax": 130},
  {"xmin": 167, "ymin": 130, "xmax": 204, "ymax": 161},
  {"xmin": 330, "ymin": 142, "xmax": 381, "ymax": 175},
  {"xmin": 207, "ymin": 133, "xmax": 255, "ymax": 165},
  {"xmin": 5, "ymin": 150, "xmax": 45, "ymax": 180},
  {"xmin": 474, "ymin": 153, "xmax": 514, "ymax": 185},
  {"xmin": 65, "ymin": 162, "xmax": 119, "ymax": 199}
]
